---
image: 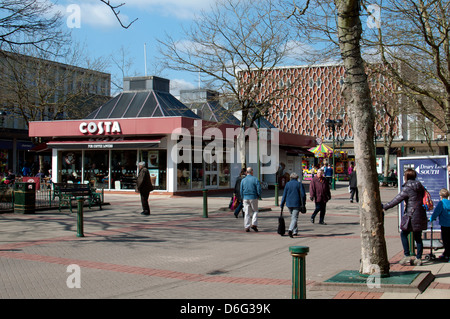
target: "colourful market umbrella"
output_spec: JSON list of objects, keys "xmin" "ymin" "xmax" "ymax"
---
[{"xmin": 307, "ymin": 144, "xmax": 334, "ymax": 158}]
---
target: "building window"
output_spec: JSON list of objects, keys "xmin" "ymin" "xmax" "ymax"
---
[
  {"xmin": 111, "ymin": 150, "xmax": 138, "ymax": 190},
  {"xmin": 139, "ymin": 150, "xmax": 167, "ymax": 190},
  {"xmin": 84, "ymin": 150, "xmax": 109, "ymax": 189},
  {"xmin": 59, "ymin": 151, "xmax": 82, "ymax": 184}
]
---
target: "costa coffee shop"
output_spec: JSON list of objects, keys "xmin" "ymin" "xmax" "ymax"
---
[{"xmin": 29, "ymin": 76, "xmax": 317, "ymax": 194}]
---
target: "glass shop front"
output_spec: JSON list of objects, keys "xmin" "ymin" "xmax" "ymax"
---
[{"xmin": 57, "ymin": 148, "xmax": 167, "ymax": 191}]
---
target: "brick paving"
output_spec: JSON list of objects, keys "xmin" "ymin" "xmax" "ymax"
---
[{"xmin": 1, "ymin": 183, "xmax": 450, "ymax": 301}]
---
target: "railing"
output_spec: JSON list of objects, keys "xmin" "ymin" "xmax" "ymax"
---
[
  {"xmin": 0, "ymin": 181, "xmax": 104, "ymax": 213},
  {"xmin": 0, "ymin": 185, "xmax": 13, "ymax": 212}
]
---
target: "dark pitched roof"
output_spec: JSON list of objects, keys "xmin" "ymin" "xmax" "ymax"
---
[{"xmin": 85, "ymin": 91, "xmax": 201, "ymax": 120}]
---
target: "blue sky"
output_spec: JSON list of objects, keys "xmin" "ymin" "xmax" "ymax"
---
[{"xmin": 52, "ymin": 0, "xmax": 216, "ymax": 95}]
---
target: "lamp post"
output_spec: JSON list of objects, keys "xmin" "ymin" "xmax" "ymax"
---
[
  {"xmin": 326, "ymin": 118, "xmax": 343, "ymax": 190},
  {"xmin": 374, "ymin": 129, "xmax": 383, "ymax": 182}
]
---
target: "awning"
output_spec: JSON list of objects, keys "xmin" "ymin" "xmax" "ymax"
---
[{"xmin": 47, "ymin": 138, "xmax": 161, "ymax": 150}]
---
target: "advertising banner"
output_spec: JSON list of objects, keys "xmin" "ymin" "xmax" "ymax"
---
[{"xmin": 397, "ymin": 156, "xmax": 448, "ymax": 232}]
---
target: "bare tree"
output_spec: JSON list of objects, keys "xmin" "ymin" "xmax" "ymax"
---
[
  {"xmin": 158, "ymin": 0, "xmax": 301, "ymax": 167},
  {"xmin": 334, "ymin": 0, "xmax": 390, "ymax": 276},
  {"xmin": 288, "ymin": 0, "xmax": 390, "ymax": 276},
  {"xmin": 367, "ymin": 0, "xmax": 450, "ymax": 151},
  {"xmin": 0, "ymin": 0, "xmax": 67, "ymax": 51}
]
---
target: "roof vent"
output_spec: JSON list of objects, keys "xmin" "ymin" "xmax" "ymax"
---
[{"xmin": 123, "ymin": 76, "xmax": 170, "ymax": 93}]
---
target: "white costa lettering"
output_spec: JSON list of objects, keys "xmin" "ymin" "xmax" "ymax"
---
[{"xmin": 79, "ymin": 121, "xmax": 122, "ymax": 135}]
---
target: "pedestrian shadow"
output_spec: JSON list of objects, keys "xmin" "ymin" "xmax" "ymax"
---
[
  {"xmin": 302, "ymin": 232, "xmax": 354, "ymax": 238},
  {"xmin": 331, "ymin": 222, "xmax": 360, "ymax": 226}
]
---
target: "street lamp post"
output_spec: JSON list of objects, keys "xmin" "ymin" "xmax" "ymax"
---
[{"xmin": 326, "ymin": 118, "xmax": 343, "ymax": 190}]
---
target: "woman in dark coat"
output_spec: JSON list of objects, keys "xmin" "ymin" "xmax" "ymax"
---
[
  {"xmin": 383, "ymin": 168, "xmax": 428, "ymax": 266},
  {"xmin": 233, "ymin": 169, "xmax": 246, "ymax": 218}
]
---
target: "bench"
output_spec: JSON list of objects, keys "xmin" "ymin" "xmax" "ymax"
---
[{"xmin": 53, "ymin": 183, "xmax": 102, "ymax": 213}]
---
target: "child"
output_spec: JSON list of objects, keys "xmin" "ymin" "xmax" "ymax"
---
[{"xmin": 430, "ymin": 188, "xmax": 450, "ymax": 261}]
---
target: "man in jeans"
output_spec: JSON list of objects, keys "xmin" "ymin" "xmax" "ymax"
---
[
  {"xmin": 310, "ymin": 168, "xmax": 331, "ymax": 224},
  {"xmin": 240, "ymin": 167, "xmax": 262, "ymax": 232}
]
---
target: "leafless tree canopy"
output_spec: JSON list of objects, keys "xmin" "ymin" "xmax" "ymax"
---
[
  {"xmin": 158, "ymin": 0, "xmax": 299, "ymax": 127},
  {"xmin": 0, "ymin": 0, "xmax": 67, "ymax": 51},
  {"xmin": 364, "ymin": 0, "xmax": 450, "ymax": 146}
]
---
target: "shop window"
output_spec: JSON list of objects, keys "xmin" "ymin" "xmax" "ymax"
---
[
  {"xmin": 219, "ymin": 163, "xmax": 230, "ymax": 187},
  {"xmin": 177, "ymin": 162, "xmax": 190, "ymax": 190},
  {"xmin": 192, "ymin": 148, "xmax": 203, "ymax": 189},
  {"xmin": 59, "ymin": 151, "xmax": 82, "ymax": 184},
  {"xmin": 111, "ymin": 150, "xmax": 137, "ymax": 190},
  {"xmin": 139, "ymin": 150, "xmax": 167, "ymax": 190},
  {"xmin": 84, "ymin": 150, "xmax": 109, "ymax": 189}
]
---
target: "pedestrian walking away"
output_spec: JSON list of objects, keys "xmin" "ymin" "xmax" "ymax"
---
[
  {"xmin": 233, "ymin": 168, "xmax": 246, "ymax": 218},
  {"xmin": 136, "ymin": 161, "xmax": 154, "ymax": 216},
  {"xmin": 309, "ymin": 168, "xmax": 331, "ymax": 225},
  {"xmin": 240, "ymin": 167, "xmax": 262, "ymax": 232},
  {"xmin": 430, "ymin": 188, "xmax": 450, "ymax": 261},
  {"xmin": 280, "ymin": 172, "xmax": 307, "ymax": 237},
  {"xmin": 349, "ymin": 166, "xmax": 359, "ymax": 203},
  {"xmin": 383, "ymin": 168, "xmax": 428, "ymax": 266}
]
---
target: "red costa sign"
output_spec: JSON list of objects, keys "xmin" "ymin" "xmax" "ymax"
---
[{"xmin": 79, "ymin": 121, "xmax": 121, "ymax": 135}]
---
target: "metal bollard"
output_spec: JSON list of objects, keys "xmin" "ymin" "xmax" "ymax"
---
[
  {"xmin": 275, "ymin": 183, "xmax": 279, "ymax": 206},
  {"xmin": 289, "ymin": 246, "xmax": 309, "ymax": 299},
  {"xmin": 202, "ymin": 189, "xmax": 208, "ymax": 218},
  {"xmin": 77, "ymin": 197, "xmax": 84, "ymax": 237}
]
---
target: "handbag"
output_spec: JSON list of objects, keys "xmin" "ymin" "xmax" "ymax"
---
[
  {"xmin": 277, "ymin": 207, "xmax": 286, "ymax": 236},
  {"xmin": 400, "ymin": 212, "xmax": 412, "ymax": 231},
  {"xmin": 299, "ymin": 183, "xmax": 307, "ymax": 214}
]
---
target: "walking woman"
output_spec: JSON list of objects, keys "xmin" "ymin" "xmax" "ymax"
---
[
  {"xmin": 280, "ymin": 172, "xmax": 307, "ymax": 237},
  {"xmin": 382, "ymin": 168, "xmax": 428, "ymax": 266}
]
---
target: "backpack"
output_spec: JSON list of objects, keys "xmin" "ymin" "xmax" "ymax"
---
[{"xmin": 423, "ymin": 188, "xmax": 434, "ymax": 211}]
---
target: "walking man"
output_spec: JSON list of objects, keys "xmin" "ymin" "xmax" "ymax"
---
[
  {"xmin": 349, "ymin": 166, "xmax": 359, "ymax": 203},
  {"xmin": 280, "ymin": 172, "xmax": 307, "ymax": 237},
  {"xmin": 310, "ymin": 168, "xmax": 331, "ymax": 224},
  {"xmin": 240, "ymin": 167, "xmax": 262, "ymax": 232},
  {"xmin": 136, "ymin": 161, "xmax": 153, "ymax": 216}
]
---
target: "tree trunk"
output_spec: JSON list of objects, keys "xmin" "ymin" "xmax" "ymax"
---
[{"xmin": 335, "ymin": 0, "xmax": 390, "ymax": 276}]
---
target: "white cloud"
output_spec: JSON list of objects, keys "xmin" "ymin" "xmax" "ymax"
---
[
  {"xmin": 170, "ymin": 78, "xmax": 196, "ymax": 97},
  {"xmin": 117, "ymin": 0, "xmax": 215, "ymax": 19}
]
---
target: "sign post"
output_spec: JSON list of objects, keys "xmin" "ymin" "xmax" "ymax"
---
[{"xmin": 397, "ymin": 156, "xmax": 449, "ymax": 253}]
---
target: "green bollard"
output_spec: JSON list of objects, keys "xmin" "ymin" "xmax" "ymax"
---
[
  {"xmin": 275, "ymin": 183, "xmax": 279, "ymax": 206},
  {"xmin": 408, "ymin": 232, "xmax": 415, "ymax": 257},
  {"xmin": 203, "ymin": 189, "xmax": 208, "ymax": 218},
  {"xmin": 77, "ymin": 197, "xmax": 84, "ymax": 237},
  {"xmin": 290, "ymin": 246, "xmax": 309, "ymax": 299}
]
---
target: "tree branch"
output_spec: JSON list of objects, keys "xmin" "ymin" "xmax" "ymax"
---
[{"xmin": 99, "ymin": 0, "xmax": 137, "ymax": 29}]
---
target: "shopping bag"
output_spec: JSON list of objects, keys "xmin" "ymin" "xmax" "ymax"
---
[
  {"xmin": 230, "ymin": 195, "xmax": 239, "ymax": 210},
  {"xmin": 277, "ymin": 208, "xmax": 286, "ymax": 236}
]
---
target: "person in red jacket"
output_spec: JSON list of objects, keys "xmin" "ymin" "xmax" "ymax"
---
[{"xmin": 310, "ymin": 168, "xmax": 331, "ymax": 224}]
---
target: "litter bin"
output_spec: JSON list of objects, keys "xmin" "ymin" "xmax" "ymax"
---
[{"xmin": 14, "ymin": 182, "xmax": 36, "ymax": 214}]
